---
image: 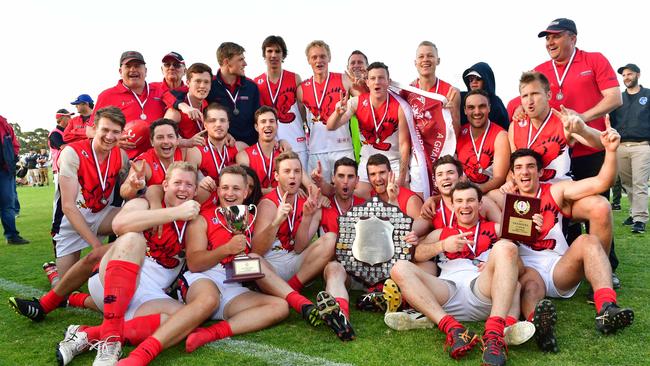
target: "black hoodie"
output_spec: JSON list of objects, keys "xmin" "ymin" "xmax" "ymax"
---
[{"xmin": 460, "ymin": 62, "xmax": 509, "ymax": 130}]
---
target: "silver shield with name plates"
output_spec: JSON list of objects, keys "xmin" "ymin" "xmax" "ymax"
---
[{"xmin": 335, "ymin": 196, "xmax": 413, "ymax": 285}]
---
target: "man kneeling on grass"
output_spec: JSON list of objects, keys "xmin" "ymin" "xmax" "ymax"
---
[{"xmin": 388, "ymin": 181, "xmax": 534, "ymax": 366}]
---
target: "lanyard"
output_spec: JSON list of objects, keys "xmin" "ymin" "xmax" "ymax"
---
[
  {"xmin": 470, "ymin": 121, "xmax": 491, "ymax": 169},
  {"xmin": 527, "ymin": 111, "xmax": 552, "ymax": 148},
  {"xmin": 266, "ymin": 70, "xmax": 284, "ymax": 106},
  {"xmin": 439, "ymin": 200, "xmax": 454, "ymax": 228},
  {"xmin": 370, "ymin": 94, "xmax": 391, "ymax": 142},
  {"xmin": 256, "ymin": 143, "xmax": 275, "ymax": 185},
  {"xmin": 312, "ymin": 72, "xmax": 331, "ymax": 116},
  {"xmin": 277, "ymin": 187, "xmax": 298, "ymax": 233},
  {"xmin": 91, "ymin": 146, "xmax": 111, "ymax": 199},
  {"xmin": 208, "ymin": 140, "xmax": 228, "ymax": 174},
  {"xmin": 551, "ymin": 48, "xmax": 577, "ymax": 91}
]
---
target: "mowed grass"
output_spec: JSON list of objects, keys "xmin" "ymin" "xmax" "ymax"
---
[{"xmin": 0, "ymin": 184, "xmax": 648, "ymax": 365}]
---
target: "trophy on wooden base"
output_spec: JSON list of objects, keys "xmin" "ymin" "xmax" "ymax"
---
[
  {"xmin": 500, "ymin": 194, "xmax": 541, "ymax": 244},
  {"xmin": 216, "ymin": 204, "xmax": 265, "ymax": 283}
]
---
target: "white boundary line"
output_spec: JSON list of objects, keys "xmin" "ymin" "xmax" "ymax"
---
[{"xmin": 0, "ymin": 277, "xmax": 355, "ymax": 366}]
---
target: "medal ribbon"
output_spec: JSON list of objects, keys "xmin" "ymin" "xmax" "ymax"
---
[
  {"xmin": 172, "ymin": 220, "xmax": 187, "ymax": 245},
  {"xmin": 277, "ymin": 187, "xmax": 298, "ymax": 234},
  {"xmin": 551, "ymin": 48, "xmax": 577, "ymax": 93},
  {"xmin": 266, "ymin": 70, "xmax": 284, "ymax": 106},
  {"xmin": 257, "ymin": 143, "xmax": 275, "ymax": 185},
  {"xmin": 91, "ymin": 146, "xmax": 111, "ymax": 202},
  {"xmin": 208, "ymin": 140, "xmax": 228, "ymax": 174},
  {"xmin": 470, "ymin": 121, "xmax": 491, "ymax": 172},
  {"xmin": 527, "ymin": 111, "xmax": 552, "ymax": 148},
  {"xmin": 125, "ymin": 82, "xmax": 149, "ymax": 117},
  {"xmin": 311, "ymin": 72, "xmax": 331, "ymax": 117},
  {"xmin": 439, "ymin": 200, "xmax": 454, "ymax": 228},
  {"xmin": 370, "ymin": 94, "xmax": 391, "ymax": 142}
]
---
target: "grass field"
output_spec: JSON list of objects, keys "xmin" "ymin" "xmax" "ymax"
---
[{"xmin": 0, "ymin": 184, "xmax": 648, "ymax": 365}]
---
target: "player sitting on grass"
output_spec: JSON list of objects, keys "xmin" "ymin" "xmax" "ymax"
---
[
  {"xmin": 389, "ymin": 181, "xmax": 533, "ymax": 366},
  {"xmin": 498, "ymin": 142, "xmax": 634, "ymax": 353}
]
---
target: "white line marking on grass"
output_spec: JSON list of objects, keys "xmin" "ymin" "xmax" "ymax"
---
[
  {"xmin": 208, "ymin": 339, "xmax": 354, "ymax": 366},
  {"xmin": 1, "ymin": 277, "xmax": 355, "ymax": 366}
]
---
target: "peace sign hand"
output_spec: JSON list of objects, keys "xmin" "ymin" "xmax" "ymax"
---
[
  {"xmin": 442, "ymin": 231, "xmax": 473, "ymax": 253},
  {"xmin": 303, "ymin": 185, "xmax": 321, "ymax": 216},
  {"xmin": 336, "ymin": 91, "xmax": 349, "ymax": 115},
  {"xmin": 553, "ymin": 105, "xmax": 585, "ymax": 134},
  {"xmin": 273, "ymin": 191, "xmax": 292, "ymax": 226},
  {"xmin": 386, "ymin": 171, "xmax": 399, "ymax": 204},
  {"xmin": 128, "ymin": 160, "xmax": 147, "ymax": 190}
]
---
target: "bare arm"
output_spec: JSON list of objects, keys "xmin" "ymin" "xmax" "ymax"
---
[
  {"xmin": 326, "ymin": 94, "xmax": 355, "ymax": 131},
  {"xmin": 251, "ymin": 198, "xmax": 285, "ymax": 255},
  {"xmin": 580, "ymin": 87, "xmax": 622, "ymax": 122},
  {"xmin": 397, "ymin": 106, "xmax": 411, "ymax": 187},
  {"xmin": 413, "ymin": 229, "xmax": 443, "ymax": 262},
  {"xmin": 112, "ymin": 198, "xmax": 200, "ymax": 236}
]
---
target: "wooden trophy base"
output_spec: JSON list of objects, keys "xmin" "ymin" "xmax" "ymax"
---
[{"xmin": 223, "ymin": 255, "xmax": 265, "ymax": 283}]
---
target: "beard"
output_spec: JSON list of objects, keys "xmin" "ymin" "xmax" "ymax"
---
[{"xmin": 625, "ymin": 77, "xmax": 639, "ymax": 89}]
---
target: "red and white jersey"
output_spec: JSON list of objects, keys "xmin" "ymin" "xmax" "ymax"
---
[
  {"xmin": 432, "ymin": 199, "xmax": 456, "ymax": 229},
  {"xmin": 437, "ymin": 220, "xmax": 499, "ymax": 273},
  {"xmin": 255, "ymin": 70, "xmax": 307, "ymax": 153},
  {"xmin": 142, "ymin": 200, "xmax": 187, "ymax": 272},
  {"xmin": 512, "ymin": 112, "xmax": 570, "ymax": 182},
  {"xmin": 205, "ymin": 208, "xmax": 254, "ymax": 265},
  {"xmin": 245, "ymin": 143, "xmax": 280, "ymax": 189},
  {"xmin": 370, "ymin": 187, "xmax": 418, "ymax": 217},
  {"xmin": 320, "ymin": 196, "xmax": 366, "ymax": 234},
  {"xmin": 177, "ymin": 98, "xmax": 208, "ymax": 139},
  {"xmin": 67, "ymin": 139, "xmax": 123, "ymax": 213},
  {"xmin": 135, "ymin": 147, "xmax": 183, "ymax": 186},
  {"xmin": 519, "ymin": 184, "xmax": 569, "ymax": 257},
  {"xmin": 456, "ymin": 122, "xmax": 505, "ymax": 184},
  {"xmin": 263, "ymin": 188, "xmax": 306, "ymax": 252},
  {"xmin": 198, "ymin": 141, "xmax": 238, "ymax": 180},
  {"xmin": 300, "ymin": 72, "xmax": 352, "ymax": 154},
  {"xmin": 355, "ymin": 93, "xmax": 401, "ymax": 164}
]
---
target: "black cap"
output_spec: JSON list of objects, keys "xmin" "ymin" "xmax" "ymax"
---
[
  {"xmin": 617, "ymin": 63, "xmax": 640, "ymax": 75},
  {"xmin": 55, "ymin": 109, "xmax": 74, "ymax": 118},
  {"xmin": 162, "ymin": 51, "xmax": 185, "ymax": 64},
  {"xmin": 538, "ymin": 18, "xmax": 578, "ymax": 37},
  {"xmin": 120, "ymin": 51, "xmax": 146, "ymax": 66}
]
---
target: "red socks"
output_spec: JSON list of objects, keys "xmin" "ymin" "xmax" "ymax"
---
[
  {"xmin": 40, "ymin": 290, "xmax": 65, "ymax": 313},
  {"xmin": 99, "ymin": 260, "xmax": 140, "ymax": 342},
  {"xmin": 117, "ymin": 336, "xmax": 162, "ymax": 366},
  {"xmin": 484, "ymin": 316, "xmax": 506, "ymax": 337},
  {"xmin": 336, "ymin": 297, "xmax": 349, "ymax": 318},
  {"xmin": 287, "ymin": 275, "xmax": 304, "ymax": 292},
  {"xmin": 186, "ymin": 321, "xmax": 233, "ymax": 353},
  {"xmin": 67, "ymin": 292, "xmax": 90, "ymax": 308},
  {"xmin": 285, "ymin": 291, "xmax": 312, "ymax": 314},
  {"xmin": 594, "ymin": 287, "xmax": 617, "ymax": 311},
  {"xmin": 438, "ymin": 315, "xmax": 462, "ymax": 334},
  {"xmin": 505, "ymin": 316, "xmax": 518, "ymax": 327},
  {"xmin": 124, "ymin": 314, "xmax": 162, "ymax": 346}
]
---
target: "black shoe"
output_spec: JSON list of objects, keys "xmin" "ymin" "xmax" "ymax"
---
[
  {"xmin": 611, "ymin": 203, "xmax": 621, "ymax": 211},
  {"xmin": 444, "ymin": 327, "xmax": 479, "ymax": 359},
  {"xmin": 532, "ymin": 299, "xmax": 558, "ymax": 353},
  {"xmin": 8, "ymin": 297, "xmax": 45, "ymax": 321},
  {"xmin": 301, "ymin": 303, "xmax": 323, "ymax": 327},
  {"xmin": 632, "ymin": 222, "xmax": 645, "ymax": 234},
  {"xmin": 481, "ymin": 332, "xmax": 507, "ymax": 366},
  {"xmin": 612, "ymin": 273, "xmax": 621, "ymax": 289},
  {"xmin": 316, "ymin": 291, "xmax": 355, "ymax": 341},
  {"xmin": 355, "ymin": 291, "xmax": 387, "ymax": 312},
  {"xmin": 6, "ymin": 236, "xmax": 29, "ymax": 245},
  {"xmin": 623, "ymin": 217, "xmax": 634, "ymax": 226},
  {"xmin": 595, "ymin": 302, "xmax": 634, "ymax": 334}
]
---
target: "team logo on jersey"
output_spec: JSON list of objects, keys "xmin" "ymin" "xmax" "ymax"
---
[
  {"xmin": 640, "ymin": 97, "xmax": 648, "ymax": 105},
  {"xmin": 513, "ymin": 200, "xmax": 531, "ymax": 215},
  {"xmin": 212, "ymin": 216, "xmax": 220, "ymax": 225},
  {"xmin": 152, "ymin": 162, "xmax": 159, "ymax": 171},
  {"xmin": 203, "ymin": 146, "xmax": 209, "ymax": 152},
  {"xmin": 251, "ymin": 149, "xmax": 258, "ymax": 156},
  {"xmin": 518, "ymin": 119, "xmax": 528, "ymax": 128},
  {"xmin": 81, "ymin": 150, "xmax": 89, "ymax": 159},
  {"xmin": 362, "ymin": 99, "xmax": 368, "ymax": 107},
  {"xmin": 304, "ymin": 80, "xmax": 311, "ymax": 87},
  {"xmin": 258, "ymin": 79, "xmax": 264, "ymax": 84}
]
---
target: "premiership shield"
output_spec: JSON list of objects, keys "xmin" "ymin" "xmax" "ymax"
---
[{"xmin": 336, "ymin": 197, "xmax": 413, "ymax": 285}]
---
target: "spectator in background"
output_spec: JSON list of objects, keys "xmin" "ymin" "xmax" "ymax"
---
[
  {"xmin": 37, "ymin": 148, "xmax": 49, "ymax": 186},
  {"xmin": 49, "ymin": 109, "xmax": 70, "ymax": 185},
  {"xmin": 25, "ymin": 149, "xmax": 39, "ymax": 186},
  {"xmin": 63, "ymin": 95, "xmax": 94, "ymax": 144},
  {"xmin": 0, "ymin": 114, "xmax": 29, "ymax": 244},
  {"xmin": 460, "ymin": 62, "xmax": 510, "ymax": 130},
  {"xmin": 610, "ymin": 63, "xmax": 650, "ymax": 234}
]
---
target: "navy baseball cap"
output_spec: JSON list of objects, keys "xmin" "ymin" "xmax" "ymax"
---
[
  {"xmin": 162, "ymin": 51, "xmax": 185, "ymax": 64},
  {"xmin": 617, "ymin": 63, "xmax": 640, "ymax": 74},
  {"xmin": 538, "ymin": 18, "xmax": 578, "ymax": 37},
  {"xmin": 120, "ymin": 51, "xmax": 146, "ymax": 66},
  {"xmin": 55, "ymin": 109, "xmax": 74, "ymax": 118},
  {"xmin": 71, "ymin": 94, "xmax": 94, "ymax": 105}
]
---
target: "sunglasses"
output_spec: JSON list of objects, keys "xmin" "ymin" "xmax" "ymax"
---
[
  {"xmin": 164, "ymin": 62, "xmax": 184, "ymax": 69},
  {"xmin": 468, "ymin": 75, "xmax": 482, "ymax": 82}
]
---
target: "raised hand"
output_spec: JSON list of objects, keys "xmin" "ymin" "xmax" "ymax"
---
[
  {"xmin": 199, "ymin": 176, "xmax": 217, "ymax": 193},
  {"xmin": 191, "ymin": 129, "xmax": 207, "ymax": 147},
  {"xmin": 128, "ymin": 160, "xmax": 147, "ymax": 190},
  {"xmin": 273, "ymin": 191, "xmax": 292, "ymax": 226},
  {"xmin": 303, "ymin": 184, "xmax": 321, "ymax": 216},
  {"xmin": 386, "ymin": 171, "xmax": 399, "ymax": 204},
  {"xmin": 442, "ymin": 231, "xmax": 473, "ymax": 253},
  {"xmin": 180, "ymin": 104, "xmax": 204, "ymax": 122},
  {"xmin": 118, "ymin": 134, "xmax": 137, "ymax": 150},
  {"xmin": 600, "ymin": 114, "xmax": 620, "ymax": 151},
  {"xmin": 553, "ymin": 105, "xmax": 585, "ymax": 134},
  {"xmin": 499, "ymin": 179, "xmax": 518, "ymax": 194},
  {"xmin": 174, "ymin": 200, "xmax": 201, "ymax": 221},
  {"xmin": 311, "ymin": 160, "xmax": 324, "ymax": 187},
  {"xmin": 336, "ymin": 91, "xmax": 349, "ymax": 115}
]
